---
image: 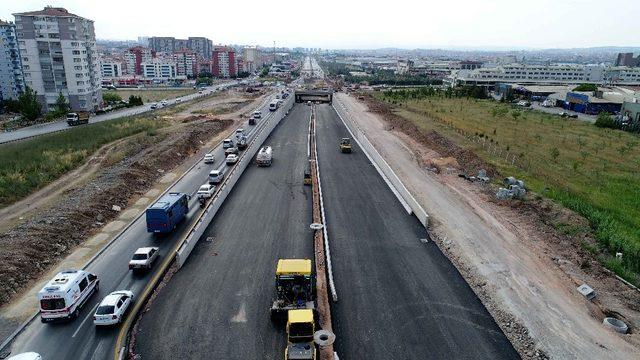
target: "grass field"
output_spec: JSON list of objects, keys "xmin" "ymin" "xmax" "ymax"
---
[
  {"xmin": 0, "ymin": 116, "xmax": 167, "ymax": 207},
  {"xmin": 375, "ymin": 92, "xmax": 640, "ymax": 281},
  {"xmin": 105, "ymin": 89, "xmax": 196, "ymax": 103}
]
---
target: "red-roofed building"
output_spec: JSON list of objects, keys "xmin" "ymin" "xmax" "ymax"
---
[{"xmin": 212, "ymin": 46, "xmax": 236, "ymax": 78}]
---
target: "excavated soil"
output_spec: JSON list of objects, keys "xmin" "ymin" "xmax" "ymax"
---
[{"xmin": 0, "ymin": 117, "xmax": 232, "ymax": 307}]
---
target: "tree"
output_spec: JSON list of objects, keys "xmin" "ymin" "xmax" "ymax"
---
[
  {"xmin": 17, "ymin": 87, "xmax": 41, "ymax": 121},
  {"xmin": 54, "ymin": 92, "xmax": 70, "ymax": 114},
  {"xmin": 573, "ymin": 83, "xmax": 597, "ymax": 92},
  {"xmin": 102, "ymin": 92, "xmax": 122, "ymax": 104},
  {"xmin": 260, "ymin": 67, "xmax": 269, "ymax": 77},
  {"xmin": 594, "ymin": 112, "xmax": 617, "ymax": 129},
  {"xmin": 127, "ymin": 95, "xmax": 143, "ymax": 106}
]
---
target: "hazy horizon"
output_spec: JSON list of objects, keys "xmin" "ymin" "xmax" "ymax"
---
[{"xmin": 2, "ymin": 0, "xmax": 639, "ymax": 50}]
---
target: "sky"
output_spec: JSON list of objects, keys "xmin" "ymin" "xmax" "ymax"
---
[{"xmin": 1, "ymin": 0, "xmax": 639, "ymax": 50}]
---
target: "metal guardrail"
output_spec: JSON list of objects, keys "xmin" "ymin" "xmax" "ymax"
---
[{"xmin": 332, "ymin": 97, "xmax": 429, "ymax": 228}]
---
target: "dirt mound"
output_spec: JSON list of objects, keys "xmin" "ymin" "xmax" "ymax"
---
[
  {"xmin": 0, "ymin": 118, "xmax": 232, "ymax": 306},
  {"xmin": 363, "ymin": 96, "xmax": 497, "ymax": 177}
]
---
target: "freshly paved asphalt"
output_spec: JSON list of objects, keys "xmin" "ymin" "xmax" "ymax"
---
[
  {"xmin": 314, "ymin": 104, "xmax": 519, "ymax": 359},
  {"xmin": 135, "ymin": 104, "xmax": 314, "ymax": 358},
  {"xmin": 4, "ymin": 93, "xmax": 278, "ymax": 360}
]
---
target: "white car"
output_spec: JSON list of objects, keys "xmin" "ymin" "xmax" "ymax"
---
[
  {"xmin": 235, "ymin": 128, "xmax": 246, "ymax": 139},
  {"xmin": 225, "ymin": 146, "xmax": 239, "ymax": 155},
  {"xmin": 204, "ymin": 153, "xmax": 215, "ymax": 164},
  {"xmin": 129, "ymin": 247, "xmax": 159, "ymax": 271},
  {"xmin": 226, "ymin": 154, "xmax": 239, "ymax": 165},
  {"xmin": 6, "ymin": 353, "xmax": 42, "ymax": 360},
  {"xmin": 93, "ymin": 290, "xmax": 134, "ymax": 326},
  {"xmin": 197, "ymin": 184, "xmax": 215, "ymax": 199},
  {"xmin": 176, "ymin": 98, "xmax": 182, "ymax": 103},
  {"xmin": 150, "ymin": 103, "xmax": 158, "ymax": 109},
  {"xmin": 160, "ymin": 100, "xmax": 168, "ymax": 106},
  {"xmin": 223, "ymin": 138, "xmax": 234, "ymax": 149}
]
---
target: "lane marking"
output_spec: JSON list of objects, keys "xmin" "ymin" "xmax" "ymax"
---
[
  {"xmin": 72, "ymin": 303, "xmax": 99, "ymax": 338},
  {"xmin": 230, "ymin": 302, "xmax": 247, "ymax": 323}
]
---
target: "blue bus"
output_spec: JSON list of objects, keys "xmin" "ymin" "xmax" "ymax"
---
[{"xmin": 146, "ymin": 192, "xmax": 190, "ymax": 233}]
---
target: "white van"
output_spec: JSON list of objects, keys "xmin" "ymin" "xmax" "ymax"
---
[
  {"xmin": 253, "ymin": 110, "xmax": 262, "ymax": 119},
  {"xmin": 269, "ymin": 99, "xmax": 279, "ymax": 112},
  {"xmin": 38, "ymin": 270, "xmax": 99, "ymax": 322},
  {"xmin": 209, "ymin": 168, "xmax": 226, "ymax": 184}
]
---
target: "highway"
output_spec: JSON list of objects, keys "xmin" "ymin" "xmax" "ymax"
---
[
  {"xmin": 314, "ymin": 104, "xmax": 519, "ymax": 359},
  {"xmin": 2, "ymin": 91, "xmax": 280, "ymax": 360},
  {"xmin": 0, "ymin": 82, "xmax": 239, "ymax": 145},
  {"xmin": 135, "ymin": 103, "xmax": 313, "ymax": 358}
]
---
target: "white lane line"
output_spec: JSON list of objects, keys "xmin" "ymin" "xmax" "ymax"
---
[{"xmin": 72, "ymin": 303, "xmax": 99, "ymax": 338}]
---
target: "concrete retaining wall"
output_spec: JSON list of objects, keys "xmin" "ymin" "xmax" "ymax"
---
[
  {"xmin": 176, "ymin": 96, "xmax": 295, "ymax": 267},
  {"xmin": 333, "ymin": 97, "xmax": 429, "ymax": 228}
]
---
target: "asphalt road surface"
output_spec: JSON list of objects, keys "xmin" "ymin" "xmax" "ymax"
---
[
  {"xmin": 314, "ymin": 104, "xmax": 519, "ymax": 359},
  {"xmin": 4, "ymin": 93, "xmax": 278, "ymax": 360},
  {"xmin": 0, "ymin": 82, "xmax": 238, "ymax": 145},
  {"xmin": 135, "ymin": 104, "xmax": 314, "ymax": 358}
]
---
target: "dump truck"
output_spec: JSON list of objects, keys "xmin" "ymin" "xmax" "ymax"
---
[
  {"xmin": 66, "ymin": 111, "xmax": 90, "ymax": 126},
  {"xmin": 339, "ymin": 137, "xmax": 352, "ymax": 153},
  {"xmin": 271, "ymin": 259, "xmax": 314, "ymax": 320},
  {"xmin": 284, "ymin": 309, "xmax": 316, "ymax": 360}
]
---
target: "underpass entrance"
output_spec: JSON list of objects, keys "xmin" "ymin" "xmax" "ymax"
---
[{"xmin": 295, "ymin": 90, "xmax": 333, "ymax": 104}]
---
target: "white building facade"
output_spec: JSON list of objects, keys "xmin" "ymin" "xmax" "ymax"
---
[
  {"xmin": 141, "ymin": 58, "xmax": 179, "ymax": 79},
  {"xmin": 13, "ymin": 7, "xmax": 101, "ymax": 112},
  {"xmin": 0, "ymin": 20, "xmax": 25, "ymax": 100}
]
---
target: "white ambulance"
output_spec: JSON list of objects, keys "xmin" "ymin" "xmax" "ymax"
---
[{"xmin": 37, "ymin": 270, "xmax": 99, "ymax": 322}]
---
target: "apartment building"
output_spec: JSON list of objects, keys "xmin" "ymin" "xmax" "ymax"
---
[
  {"xmin": 100, "ymin": 58, "xmax": 124, "ymax": 78},
  {"xmin": 141, "ymin": 58, "xmax": 178, "ymax": 79},
  {"xmin": 172, "ymin": 50, "xmax": 197, "ymax": 77},
  {"xmin": 0, "ymin": 20, "xmax": 24, "ymax": 100},
  {"xmin": 446, "ymin": 63, "xmax": 640, "ymax": 86},
  {"xmin": 242, "ymin": 46, "xmax": 262, "ymax": 73},
  {"xmin": 148, "ymin": 36, "xmax": 212, "ymax": 59},
  {"xmin": 13, "ymin": 7, "xmax": 101, "ymax": 111},
  {"xmin": 124, "ymin": 46, "xmax": 153, "ymax": 75},
  {"xmin": 212, "ymin": 46, "xmax": 236, "ymax": 78}
]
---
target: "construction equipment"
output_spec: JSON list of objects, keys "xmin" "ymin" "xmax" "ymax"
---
[
  {"xmin": 339, "ymin": 137, "xmax": 352, "ymax": 153},
  {"xmin": 303, "ymin": 163, "xmax": 312, "ymax": 186},
  {"xmin": 284, "ymin": 309, "xmax": 316, "ymax": 360},
  {"xmin": 271, "ymin": 259, "xmax": 314, "ymax": 320}
]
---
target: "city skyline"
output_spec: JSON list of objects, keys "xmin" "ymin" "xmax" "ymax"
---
[{"xmin": 1, "ymin": 0, "xmax": 639, "ymax": 50}]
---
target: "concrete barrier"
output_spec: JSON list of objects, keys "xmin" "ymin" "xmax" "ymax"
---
[
  {"xmin": 176, "ymin": 96, "xmax": 295, "ymax": 267},
  {"xmin": 332, "ymin": 97, "xmax": 429, "ymax": 228}
]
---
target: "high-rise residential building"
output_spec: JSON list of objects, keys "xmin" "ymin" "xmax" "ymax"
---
[
  {"xmin": 0, "ymin": 19, "xmax": 24, "ymax": 100},
  {"xmin": 172, "ymin": 50, "xmax": 197, "ymax": 77},
  {"xmin": 615, "ymin": 53, "xmax": 639, "ymax": 67},
  {"xmin": 187, "ymin": 37, "xmax": 212, "ymax": 60},
  {"xmin": 242, "ymin": 46, "xmax": 262, "ymax": 73},
  {"xmin": 13, "ymin": 7, "xmax": 101, "ymax": 112},
  {"xmin": 141, "ymin": 57, "xmax": 178, "ymax": 79},
  {"xmin": 124, "ymin": 46, "xmax": 154, "ymax": 75},
  {"xmin": 212, "ymin": 46, "xmax": 236, "ymax": 78},
  {"xmin": 100, "ymin": 58, "xmax": 124, "ymax": 78},
  {"xmin": 148, "ymin": 36, "xmax": 212, "ymax": 59}
]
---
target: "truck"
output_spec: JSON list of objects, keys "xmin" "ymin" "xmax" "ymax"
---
[
  {"xmin": 339, "ymin": 138, "xmax": 352, "ymax": 153},
  {"xmin": 66, "ymin": 111, "xmax": 90, "ymax": 126},
  {"xmin": 145, "ymin": 192, "xmax": 189, "ymax": 233},
  {"xmin": 284, "ymin": 309, "xmax": 316, "ymax": 360},
  {"xmin": 256, "ymin": 146, "xmax": 273, "ymax": 166},
  {"xmin": 269, "ymin": 99, "xmax": 280, "ymax": 112}
]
